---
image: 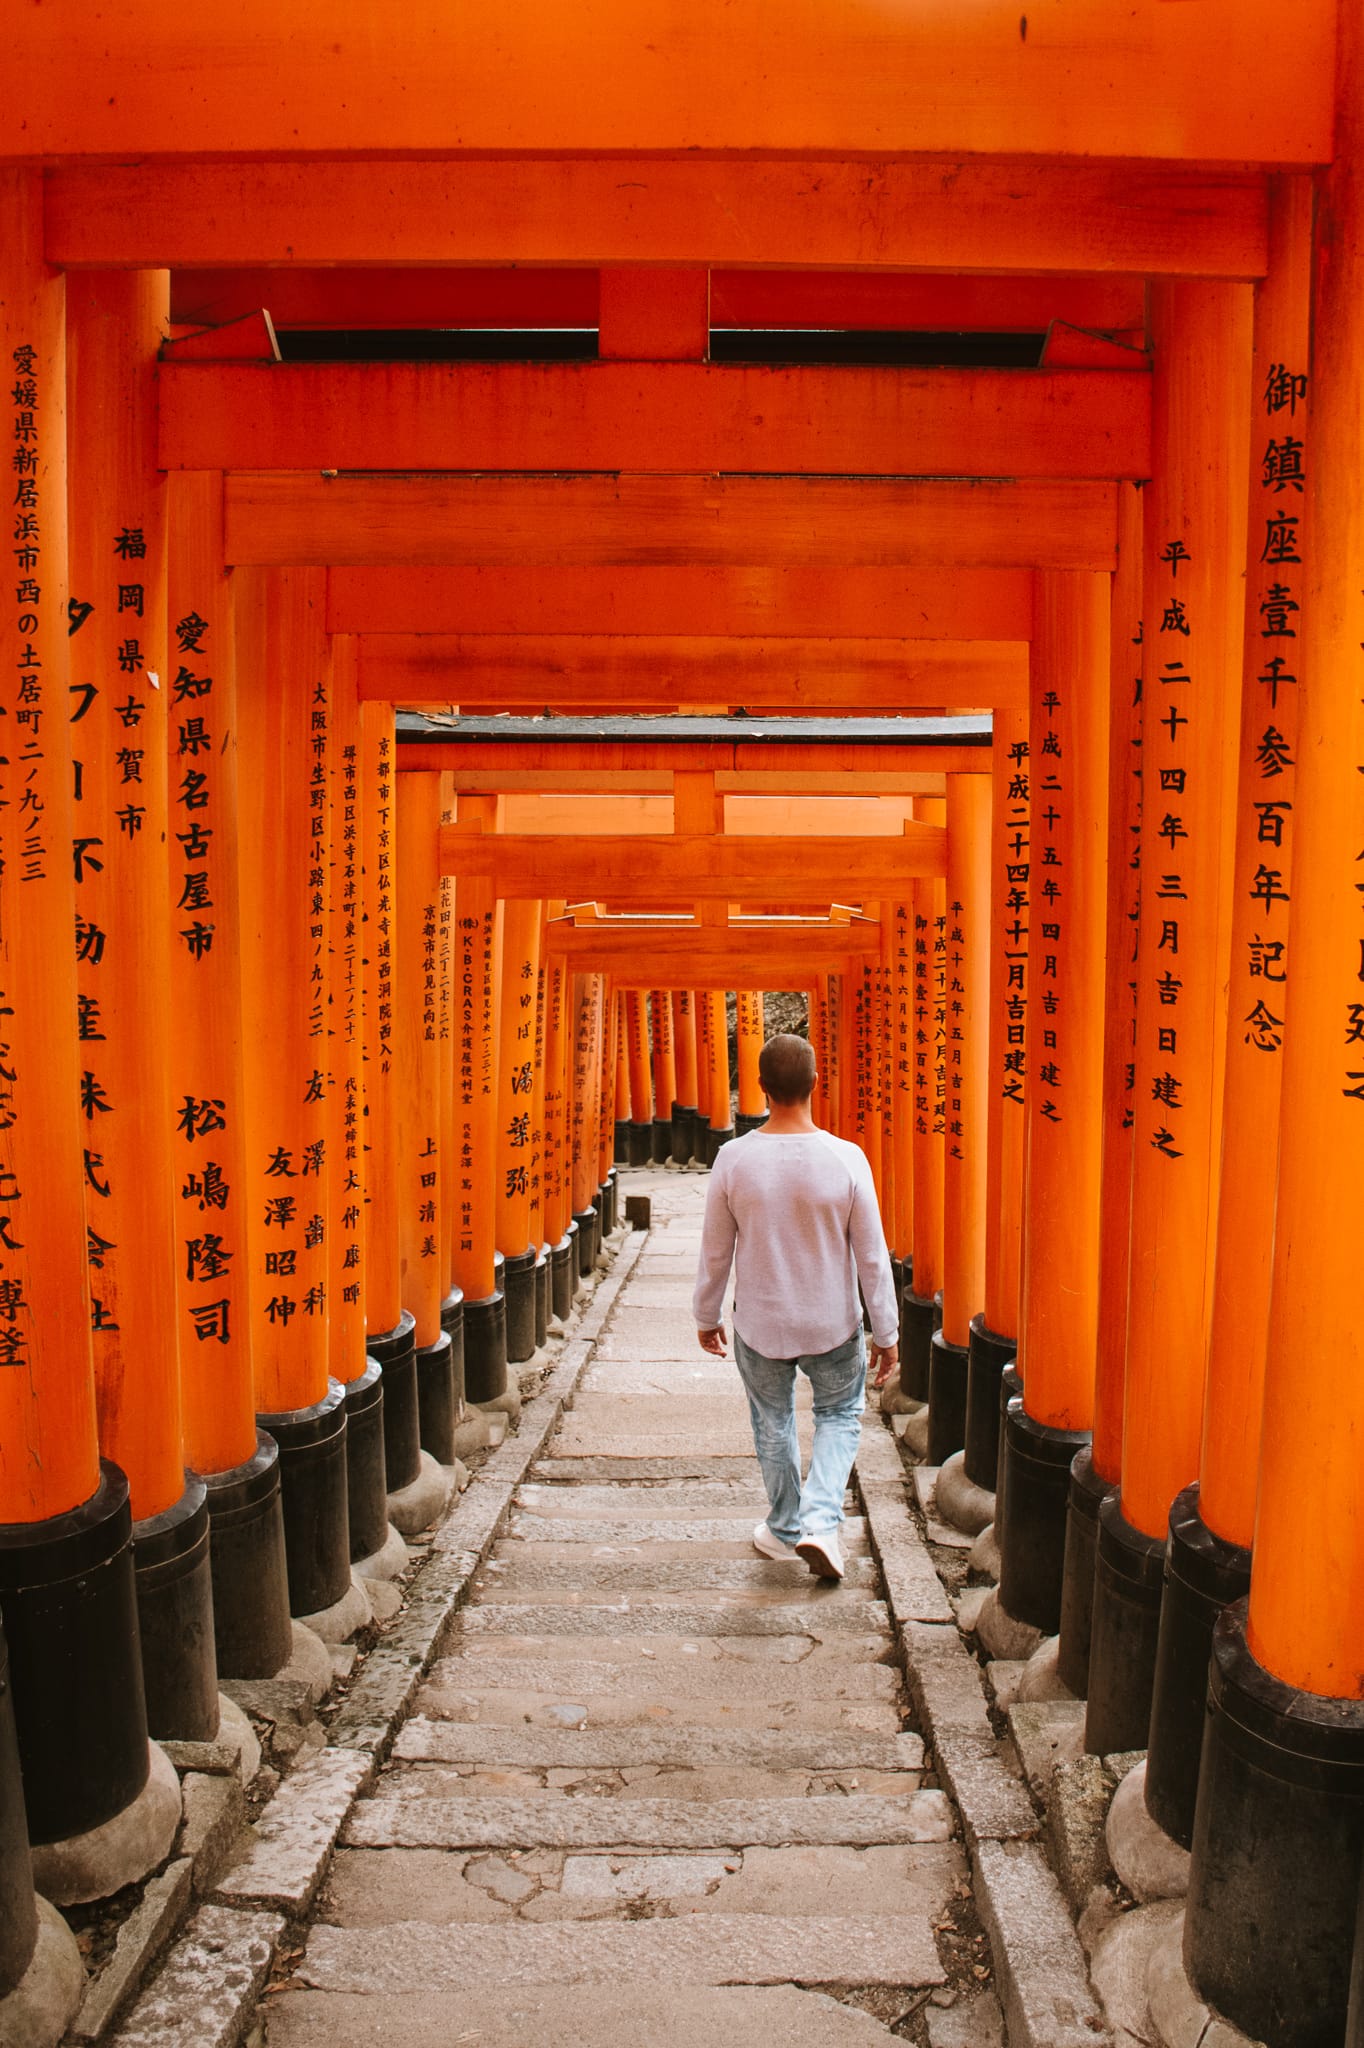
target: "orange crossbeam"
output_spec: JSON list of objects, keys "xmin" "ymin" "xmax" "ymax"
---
[
  {"xmin": 438, "ymin": 830, "xmax": 946, "ymax": 897},
  {"xmin": 551, "ymin": 923, "xmax": 877, "ymax": 976}
]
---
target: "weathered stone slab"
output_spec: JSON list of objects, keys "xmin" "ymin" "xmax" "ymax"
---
[
  {"xmin": 455, "ymin": 1598, "xmax": 890, "ymax": 1639},
  {"xmin": 392, "ymin": 1718, "xmax": 925, "ymax": 1772},
  {"xmin": 214, "ymin": 1747, "xmax": 372, "ymax": 1915},
  {"xmin": 70, "ymin": 1858, "xmax": 193, "ymax": 2042},
  {"xmin": 514, "ymin": 1482, "xmax": 770, "ymax": 1515},
  {"xmin": 414, "ymin": 1685, "xmax": 902, "ymax": 1735},
  {"xmin": 973, "ymin": 1838, "xmax": 1111, "ymax": 2048},
  {"xmin": 297, "ymin": 1910, "xmax": 945, "ymax": 1991},
  {"xmin": 931, "ymin": 1733, "xmax": 1040, "ymax": 1847},
  {"xmin": 479, "ymin": 1556, "xmax": 879, "ymax": 1595},
  {"xmin": 344, "ymin": 1790, "xmax": 954, "ymax": 1851},
  {"xmin": 107, "ymin": 1904, "xmax": 283, "ymax": 2048},
  {"xmin": 530, "ymin": 1458, "xmax": 758, "ymax": 1483},
  {"xmin": 507, "ymin": 1514, "xmax": 867, "ymax": 1545}
]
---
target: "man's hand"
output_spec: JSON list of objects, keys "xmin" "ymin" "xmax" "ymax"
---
[
  {"xmin": 869, "ymin": 1341, "xmax": 899, "ymax": 1389},
  {"xmin": 698, "ymin": 1325, "xmax": 728, "ymax": 1358}
]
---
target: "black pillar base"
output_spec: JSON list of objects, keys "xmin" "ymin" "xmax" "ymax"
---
[
  {"xmin": 927, "ymin": 1328, "xmax": 970, "ymax": 1466},
  {"xmin": 606, "ymin": 1169, "xmax": 619, "ymax": 1232},
  {"xmin": 441, "ymin": 1289, "xmax": 466, "ymax": 1413},
  {"xmin": 626, "ymin": 1121, "xmax": 652, "ymax": 1167},
  {"xmin": 368, "ymin": 1311, "xmax": 420, "ymax": 1493},
  {"xmin": 670, "ymin": 1103, "xmax": 695, "ymax": 1166},
  {"xmin": 414, "ymin": 1329, "xmax": 456, "ymax": 1463},
  {"xmin": 736, "ymin": 1111, "xmax": 768, "ymax": 1135},
  {"xmin": 0, "ymin": 1460, "xmax": 149, "ymax": 1846},
  {"xmin": 259, "ymin": 1382, "xmax": 352, "ymax": 1620},
  {"xmin": 614, "ymin": 1118, "xmax": 631, "ymax": 1164},
  {"xmin": 502, "ymin": 1245, "xmax": 538, "ymax": 1364},
  {"xmin": 1056, "ymin": 1445, "xmax": 1113, "ymax": 1700},
  {"xmin": 599, "ymin": 1176, "xmax": 614, "ymax": 1236},
  {"xmin": 534, "ymin": 1247, "xmax": 550, "ymax": 1350},
  {"xmin": 650, "ymin": 1117, "xmax": 672, "ymax": 1164},
  {"xmin": 997, "ymin": 1405, "xmax": 1091, "ymax": 1637},
  {"xmin": 343, "ymin": 1360, "xmax": 389, "ymax": 1565},
  {"xmin": 1083, "ymin": 1489, "xmax": 1165, "ymax": 1756},
  {"xmin": 993, "ymin": 1364, "xmax": 1024, "ymax": 1548},
  {"xmin": 134, "ymin": 1475, "xmax": 219, "ymax": 1741},
  {"xmin": 200, "ymin": 1431, "xmax": 293, "ymax": 1679},
  {"xmin": 1187, "ymin": 1602, "xmax": 1364, "ymax": 2048},
  {"xmin": 593, "ymin": 1190, "xmax": 608, "ymax": 1261},
  {"xmin": 963, "ymin": 1315, "xmax": 1016, "ymax": 1494},
  {"xmin": 574, "ymin": 1209, "xmax": 597, "ymax": 1279},
  {"xmin": 1145, "ymin": 1482, "xmax": 1252, "ymax": 1849},
  {"xmin": 705, "ymin": 1124, "xmax": 734, "ymax": 1166},
  {"xmin": 0, "ymin": 1618, "xmax": 37, "ymax": 1995},
  {"xmin": 551, "ymin": 1231, "xmax": 576, "ymax": 1323},
  {"xmin": 464, "ymin": 1291, "xmax": 508, "ymax": 1404},
  {"xmin": 900, "ymin": 1288, "xmax": 936, "ymax": 1404}
]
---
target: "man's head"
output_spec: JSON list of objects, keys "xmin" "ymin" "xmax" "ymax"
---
[{"xmin": 758, "ymin": 1032, "xmax": 817, "ymax": 1106}]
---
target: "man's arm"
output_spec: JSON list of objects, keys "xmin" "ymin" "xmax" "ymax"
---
[
  {"xmin": 848, "ymin": 1155, "xmax": 900, "ymax": 1381},
  {"xmin": 693, "ymin": 1155, "xmax": 738, "ymax": 1353}
]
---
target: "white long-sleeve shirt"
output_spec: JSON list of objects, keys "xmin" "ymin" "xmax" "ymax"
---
[{"xmin": 692, "ymin": 1128, "xmax": 900, "ymax": 1358}]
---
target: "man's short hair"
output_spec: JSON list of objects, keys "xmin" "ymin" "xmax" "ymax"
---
[{"xmin": 758, "ymin": 1033, "xmax": 816, "ymax": 1105}]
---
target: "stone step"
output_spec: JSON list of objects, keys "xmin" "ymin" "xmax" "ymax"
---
[
  {"xmin": 432, "ymin": 1633, "xmax": 896, "ymax": 1677},
  {"xmin": 454, "ymin": 1600, "xmax": 892, "ymax": 1640},
  {"xmin": 496, "ymin": 1538, "xmax": 872, "ymax": 1566},
  {"xmin": 530, "ymin": 1458, "xmax": 760, "ymax": 1483},
  {"xmin": 550, "ymin": 1428, "xmax": 786, "ymax": 1457},
  {"xmin": 297, "ymin": 1910, "xmax": 945, "ymax": 1993},
  {"xmin": 411, "ymin": 1685, "xmax": 903, "ymax": 1735},
  {"xmin": 476, "ymin": 1557, "xmax": 879, "ymax": 1596},
  {"xmin": 506, "ymin": 1514, "xmax": 868, "ymax": 1545},
  {"xmin": 578, "ymin": 1368, "xmax": 814, "ymax": 1399},
  {"xmin": 390, "ymin": 1763, "xmax": 921, "ymax": 1802},
  {"xmin": 392, "ymin": 1719, "xmax": 925, "ymax": 1773},
  {"xmin": 343, "ymin": 1789, "xmax": 955, "ymax": 1852},
  {"xmin": 513, "ymin": 1481, "xmax": 781, "ymax": 1514}
]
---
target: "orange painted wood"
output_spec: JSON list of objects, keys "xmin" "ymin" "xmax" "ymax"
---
[
  {"xmin": 888, "ymin": 902, "xmax": 913, "ymax": 1258},
  {"xmin": 941, "ymin": 778, "xmax": 991, "ymax": 1349},
  {"xmin": 982, "ymin": 703, "xmax": 1029, "ymax": 1343},
  {"xmin": 48, "ymin": 160, "xmax": 1276, "ymax": 271},
  {"xmin": 236, "ymin": 568, "xmax": 333, "ymax": 1414},
  {"xmin": 329, "ymin": 566, "xmax": 1033, "ymax": 640},
  {"xmin": 494, "ymin": 898, "xmax": 543, "ymax": 1257},
  {"xmin": 1120, "ymin": 284, "xmax": 1251, "ymax": 1542},
  {"xmin": 168, "ymin": 473, "xmax": 259, "ymax": 1478},
  {"xmin": 599, "ymin": 269, "xmax": 708, "ymax": 361},
  {"xmin": 226, "ymin": 473, "xmax": 1118, "ymax": 572},
  {"xmin": 1090, "ymin": 483, "xmax": 1144, "ymax": 1486},
  {"xmin": 823, "ymin": 973, "xmax": 846, "ymax": 1138},
  {"xmin": 694, "ymin": 993, "xmax": 711, "ymax": 1124},
  {"xmin": 449, "ymin": 797, "xmax": 503, "ymax": 1303},
  {"xmin": 395, "ymin": 773, "xmax": 444, "ymax": 1349},
  {"xmin": 712, "ymin": 272, "xmax": 1148, "ymax": 335},
  {"xmin": 672, "ymin": 992, "xmax": 699, "ymax": 1111},
  {"xmin": 541, "ymin": 956, "xmax": 572, "ymax": 1247},
  {"xmin": 161, "ymin": 360, "xmax": 1150, "ymax": 481},
  {"xmin": 437, "ymin": 829, "xmax": 946, "ymax": 900},
  {"xmin": 527, "ymin": 920, "xmax": 550, "ymax": 1253},
  {"xmin": 357, "ymin": 633, "xmax": 1027, "ymax": 712},
  {"xmin": 360, "ymin": 703, "xmax": 403, "ymax": 1333},
  {"xmin": 555, "ymin": 923, "xmax": 873, "ymax": 971},
  {"xmin": 625, "ymin": 991, "xmax": 653, "ymax": 1123},
  {"xmin": 0, "ymin": 171, "xmax": 101, "ymax": 1524},
  {"xmin": 1247, "ymin": 69, "xmax": 1364, "ymax": 1694},
  {"xmin": 736, "ymin": 995, "xmax": 764, "ymax": 1118},
  {"xmin": 66, "ymin": 268, "xmax": 185, "ymax": 1518},
  {"xmin": 448, "ymin": 769, "xmax": 949, "ymax": 798},
  {"xmin": 1040, "ymin": 323, "xmax": 1148, "ymax": 370},
  {"xmin": 571, "ymin": 977, "xmax": 605, "ymax": 1217},
  {"xmin": 1197, "ymin": 180, "xmax": 1310, "ymax": 1553},
  {"xmin": 597, "ymin": 989, "xmax": 620, "ymax": 1184},
  {"xmin": 705, "ymin": 992, "xmax": 731, "ymax": 1132},
  {"xmin": 161, "ymin": 310, "xmax": 280, "ymax": 362},
  {"xmin": 911, "ymin": 798, "xmax": 947, "ymax": 1300},
  {"xmin": 649, "ymin": 992, "xmax": 677, "ymax": 1124},
  {"xmin": 325, "ymin": 640, "xmax": 369, "ymax": 1385},
  {"xmin": 1016, "ymin": 575, "xmax": 1109, "ymax": 1430}
]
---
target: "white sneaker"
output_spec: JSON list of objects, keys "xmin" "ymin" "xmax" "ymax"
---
[
  {"xmin": 753, "ymin": 1521, "xmax": 799, "ymax": 1562},
  {"xmin": 796, "ymin": 1531, "xmax": 845, "ymax": 1581}
]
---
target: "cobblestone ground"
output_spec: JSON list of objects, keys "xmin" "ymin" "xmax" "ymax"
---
[{"xmin": 263, "ymin": 1169, "xmax": 980, "ymax": 2047}]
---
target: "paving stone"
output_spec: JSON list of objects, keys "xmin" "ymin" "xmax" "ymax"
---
[
  {"xmin": 428, "ymin": 1637, "xmax": 896, "ymax": 1686},
  {"xmin": 419, "ymin": 1685, "xmax": 902, "ymax": 1735},
  {"xmin": 393, "ymin": 1718, "xmax": 925, "ymax": 1772},
  {"xmin": 479, "ymin": 1556, "xmax": 879, "ymax": 1594},
  {"xmin": 925, "ymin": 1989, "xmax": 1006, "ymax": 2048},
  {"xmin": 500, "ymin": 1535, "xmax": 873, "ymax": 1565},
  {"xmin": 1008, "ymin": 1699, "xmax": 1087, "ymax": 1800},
  {"xmin": 107, "ymin": 1903, "xmax": 283, "ymax": 2048},
  {"xmin": 344, "ymin": 1790, "xmax": 955, "ymax": 1851},
  {"xmin": 214, "ymin": 1748, "xmax": 372, "ymax": 1915},
  {"xmin": 973, "ymin": 1838, "xmax": 1111, "ymax": 2048},
  {"xmin": 456, "ymin": 1598, "xmax": 891, "ymax": 1638},
  {"xmin": 70, "ymin": 1858, "xmax": 193, "ymax": 2042},
  {"xmin": 179, "ymin": 1771, "xmax": 248, "ymax": 1893},
  {"xmin": 507, "ymin": 1513, "xmax": 865, "ymax": 1544},
  {"xmin": 558, "ymin": 1852, "xmax": 735, "ymax": 1900},
  {"xmin": 1048, "ymin": 1753, "xmax": 1117, "ymax": 1913},
  {"xmin": 297, "ymin": 1909, "xmax": 946, "ymax": 1990},
  {"xmin": 514, "ymin": 1481, "xmax": 771, "ymax": 1515},
  {"xmin": 931, "ymin": 1733, "xmax": 1040, "ymax": 1846},
  {"xmin": 531, "ymin": 1458, "xmax": 759, "ymax": 1483}
]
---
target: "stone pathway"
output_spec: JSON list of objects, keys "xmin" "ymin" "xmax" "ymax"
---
[{"xmin": 262, "ymin": 1170, "xmax": 983, "ymax": 2047}]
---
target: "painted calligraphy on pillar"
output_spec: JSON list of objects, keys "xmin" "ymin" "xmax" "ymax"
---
[
  {"xmin": 1034, "ymin": 695, "xmax": 1065, "ymax": 1123},
  {"xmin": 1001, "ymin": 736, "xmax": 1031, "ymax": 1109},
  {"xmin": 946, "ymin": 901, "xmax": 966, "ymax": 1158},
  {"xmin": 1145, "ymin": 534, "xmax": 1197, "ymax": 1162}
]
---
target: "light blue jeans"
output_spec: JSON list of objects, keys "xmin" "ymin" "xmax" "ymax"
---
[{"xmin": 733, "ymin": 1327, "xmax": 866, "ymax": 1546}]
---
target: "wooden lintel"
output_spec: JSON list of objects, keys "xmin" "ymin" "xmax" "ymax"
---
[
  {"xmin": 502, "ymin": 794, "xmax": 919, "ymax": 834},
  {"xmin": 356, "ymin": 633, "xmax": 1028, "ymax": 712},
  {"xmin": 433, "ymin": 767, "xmax": 949, "ymax": 796},
  {"xmin": 437, "ymin": 829, "xmax": 946, "ymax": 896},
  {"xmin": 48, "ymin": 159, "xmax": 1277, "ymax": 271},
  {"xmin": 549, "ymin": 923, "xmax": 877, "ymax": 973},
  {"xmin": 400, "ymin": 739, "xmax": 987, "ymax": 777},
  {"xmin": 159, "ymin": 360, "xmax": 1148, "ymax": 480},
  {"xmin": 226, "ymin": 474, "xmax": 1117, "ymax": 572}
]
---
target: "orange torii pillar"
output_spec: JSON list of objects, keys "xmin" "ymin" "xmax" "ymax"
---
[
  {"xmin": 237, "ymin": 569, "xmax": 351, "ymax": 1628},
  {"xmin": 327, "ymin": 641, "xmax": 395, "ymax": 1570},
  {"xmin": 990, "ymin": 576, "xmax": 1110, "ymax": 1648},
  {"xmin": 694, "ymin": 988, "xmax": 713, "ymax": 1151},
  {"xmin": 1183, "ymin": 153, "xmax": 1364, "ymax": 2035},
  {"xmin": 927, "ymin": 776, "xmax": 992, "ymax": 1467},
  {"xmin": 360, "ymin": 705, "xmax": 425, "ymax": 1514},
  {"xmin": 65, "ymin": 270, "xmax": 217, "ymax": 1754},
  {"xmin": 1057, "ymin": 479, "xmax": 1145, "ymax": 1698},
  {"xmin": 168, "ymin": 471, "xmax": 292, "ymax": 1683},
  {"xmin": 436, "ymin": 816, "xmax": 471, "ymax": 1448},
  {"xmin": 878, "ymin": 924, "xmax": 902, "ymax": 1286},
  {"xmin": 530, "ymin": 936, "xmax": 552, "ymax": 1346},
  {"xmin": 903, "ymin": 799, "xmax": 947, "ymax": 1405},
  {"xmin": 1085, "ymin": 283, "xmax": 1251, "ymax": 1757},
  {"xmin": 543, "ymin": 952, "xmax": 578, "ymax": 1323},
  {"xmin": 809, "ymin": 977, "xmax": 829, "ymax": 1131},
  {"xmin": 596, "ymin": 986, "xmax": 621, "ymax": 1234},
  {"xmin": 736, "ymin": 993, "xmax": 767, "ymax": 1134},
  {"xmin": 623, "ymin": 989, "xmax": 653, "ymax": 1165},
  {"xmin": 649, "ymin": 988, "xmax": 676, "ymax": 1164},
  {"xmin": 959, "ymin": 705, "xmax": 1029, "ymax": 1507},
  {"xmin": 671, "ymin": 989, "xmax": 700, "ymax": 1165},
  {"xmin": 571, "ymin": 975, "xmax": 606, "ymax": 1275},
  {"xmin": 495, "ymin": 897, "xmax": 542, "ymax": 1363},
  {"xmin": 451, "ymin": 796, "xmax": 507, "ymax": 1404},
  {"xmin": 887, "ymin": 898, "xmax": 916, "ymax": 1351},
  {"xmin": 613, "ymin": 987, "xmax": 631, "ymax": 1165},
  {"xmin": 0, "ymin": 177, "xmax": 159, "ymax": 1952},
  {"xmin": 1146, "ymin": 177, "xmax": 1309, "ymax": 1851},
  {"xmin": 703, "ymin": 990, "xmax": 734, "ymax": 1163}
]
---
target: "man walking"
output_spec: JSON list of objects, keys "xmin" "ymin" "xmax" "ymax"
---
[{"xmin": 692, "ymin": 1033, "xmax": 900, "ymax": 1582}]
